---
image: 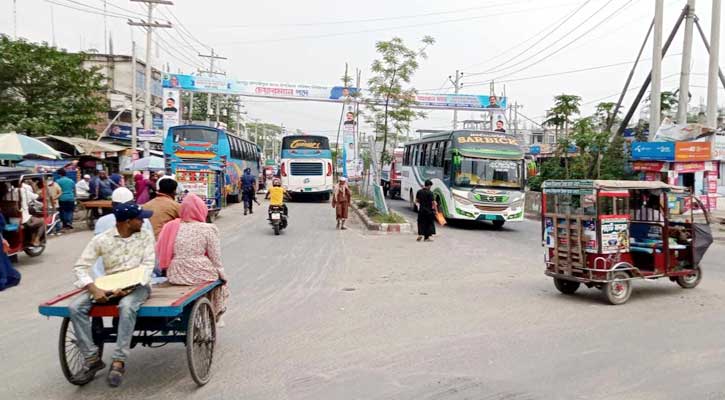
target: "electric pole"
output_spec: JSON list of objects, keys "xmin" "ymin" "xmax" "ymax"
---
[
  {"xmin": 131, "ymin": 40, "xmax": 138, "ymax": 152},
  {"xmin": 449, "ymin": 70, "xmax": 463, "ymax": 129},
  {"xmin": 198, "ymin": 49, "xmax": 227, "ymax": 125},
  {"xmin": 677, "ymin": 0, "xmax": 696, "ymax": 124},
  {"xmin": 650, "ymin": 0, "xmax": 664, "ymax": 136},
  {"xmin": 706, "ymin": 0, "xmax": 721, "ymax": 128},
  {"xmin": 128, "ymin": 0, "xmax": 173, "ymax": 134}
]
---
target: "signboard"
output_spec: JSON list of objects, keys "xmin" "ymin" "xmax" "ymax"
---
[
  {"xmin": 673, "ymin": 162, "xmax": 706, "ymax": 173},
  {"xmin": 712, "ymin": 135, "xmax": 725, "ymax": 161},
  {"xmin": 162, "ymin": 88, "xmax": 181, "ymax": 139},
  {"xmin": 600, "ymin": 217, "xmax": 629, "ymax": 254},
  {"xmin": 453, "ymin": 131, "xmax": 523, "ymax": 159},
  {"xmin": 674, "ymin": 142, "xmax": 712, "ymax": 161},
  {"xmin": 631, "ymin": 141, "xmax": 675, "ymax": 161},
  {"xmin": 342, "ymin": 109, "xmax": 358, "ymax": 178},
  {"xmin": 632, "ymin": 161, "xmax": 667, "ymax": 172},
  {"xmin": 162, "ymin": 73, "xmax": 506, "ymax": 111},
  {"xmin": 109, "ymin": 124, "xmax": 132, "ymax": 139}
]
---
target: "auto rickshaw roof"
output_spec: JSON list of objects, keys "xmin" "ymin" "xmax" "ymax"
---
[{"xmin": 543, "ymin": 179, "xmax": 687, "ymax": 193}]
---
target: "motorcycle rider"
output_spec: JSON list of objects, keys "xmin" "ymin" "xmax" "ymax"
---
[{"xmin": 265, "ymin": 178, "xmax": 290, "ymax": 217}]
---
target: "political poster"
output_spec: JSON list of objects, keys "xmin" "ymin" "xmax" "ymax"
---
[
  {"xmin": 162, "ymin": 89, "xmax": 181, "ymax": 139},
  {"xmin": 600, "ymin": 217, "xmax": 630, "ymax": 254}
]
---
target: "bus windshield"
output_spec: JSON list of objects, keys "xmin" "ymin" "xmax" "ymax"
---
[
  {"xmin": 173, "ymin": 128, "xmax": 218, "ymax": 144},
  {"xmin": 454, "ymin": 158, "xmax": 521, "ymax": 189}
]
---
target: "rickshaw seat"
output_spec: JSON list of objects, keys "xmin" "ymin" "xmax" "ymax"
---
[{"xmin": 3, "ymin": 223, "xmax": 19, "ymax": 232}]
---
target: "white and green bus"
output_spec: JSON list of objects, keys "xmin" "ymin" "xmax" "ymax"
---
[{"xmin": 401, "ymin": 130, "xmax": 526, "ymax": 228}]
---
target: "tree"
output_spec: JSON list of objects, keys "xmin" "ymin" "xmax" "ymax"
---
[
  {"xmin": 544, "ymin": 109, "xmax": 565, "ymax": 143},
  {"xmin": 0, "ymin": 36, "xmax": 107, "ymax": 137},
  {"xmin": 365, "ymin": 36, "xmax": 434, "ymax": 172},
  {"xmin": 550, "ymin": 94, "xmax": 581, "ymax": 138},
  {"xmin": 594, "ymin": 101, "xmax": 620, "ymax": 131},
  {"xmin": 660, "ymin": 90, "xmax": 677, "ymax": 116}
]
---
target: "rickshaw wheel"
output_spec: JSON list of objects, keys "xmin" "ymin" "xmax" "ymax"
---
[
  {"xmin": 24, "ymin": 245, "xmax": 46, "ymax": 257},
  {"xmin": 186, "ymin": 297, "xmax": 216, "ymax": 386},
  {"xmin": 604, "ymin": 271, "xmax": 632, "ymax": 305},
  {"xmin": 59, "ymin": 317, "xmax": 105, "ymax": 385},
  {"xmin": 554, "ymin": 278, "xmax": 580, "ymax": 295},
  {"xmin": 676, "ymin": 266, "xmax": 702, "ymax": 289}
]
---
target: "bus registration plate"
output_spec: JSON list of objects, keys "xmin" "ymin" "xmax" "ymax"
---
[
  {"xmin": 304, "ymin": 188, "xmax": 312, "ymax": 192},
  {"xmin": 483, "ymin": 214, "xmax": 498, "ymax": 220}
]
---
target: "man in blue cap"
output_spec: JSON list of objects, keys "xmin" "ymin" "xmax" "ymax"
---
[{"xmin": 69, "ymin": 202, "xmax": 155, "ymax": 387}]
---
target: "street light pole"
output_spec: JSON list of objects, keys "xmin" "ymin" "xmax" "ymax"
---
[{"xmin": 650, "ymin": 0, "xmax": 664, "ymax": 135}]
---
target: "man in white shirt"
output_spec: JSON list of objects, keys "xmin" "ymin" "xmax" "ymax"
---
[
  {"xmin": 4, "ymin": 181, "xmax": 44, "ymax": 246},
  {"xmin": 92, "ymin": 188, "xmax": 154, "ymax": 278},
  {"xmin": 76, "ymin": 174, "xmax": 91, "ymax": 200},
  {"xmin": 69, "ymin": 202, "xmax": 154, "ymax": 387}
]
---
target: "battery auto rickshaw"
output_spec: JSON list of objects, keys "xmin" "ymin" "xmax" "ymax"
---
[
  {"xmin": 542, "ymin": 180, "xmax": 713, "ymax": 305},
  {"xmin": 0, "ymin": 167, "xmax": 59, "ymax": 261}
]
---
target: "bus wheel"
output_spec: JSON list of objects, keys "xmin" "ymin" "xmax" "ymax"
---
[{"xmin": 492, "ymin": 220, "xmax": 505, "ymax": 229}]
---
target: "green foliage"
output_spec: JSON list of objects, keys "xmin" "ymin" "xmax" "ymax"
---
[
  {"xmin": 365, "ymin": 36, "xmax": 434, "ymax": 172},
  {"xmin": 0, "ymin": 35, "xmax": 107, "ymax": 136}
]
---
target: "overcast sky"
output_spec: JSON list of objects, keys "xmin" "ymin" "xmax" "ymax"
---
[{"xmin": 2, "ymin": 0, "xmax": 724, "ymax": 138}]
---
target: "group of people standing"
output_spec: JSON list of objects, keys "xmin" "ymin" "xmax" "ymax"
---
[{"xmin": 68, "ymin": 177, "xmax": 228, "ymax": 388}]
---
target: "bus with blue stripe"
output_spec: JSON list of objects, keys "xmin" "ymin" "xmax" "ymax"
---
[
  {"xmin": 164, "ymin": 125, "xmax": 261, "ymax": 212},
  {"xmin": 279, "ymin": 135, "xmax": 333, "ymax": 200}
]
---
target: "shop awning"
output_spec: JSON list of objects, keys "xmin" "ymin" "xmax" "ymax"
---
[{"xmin": 45, "ymin": 135, "xmax": 127, "ymax": 156}]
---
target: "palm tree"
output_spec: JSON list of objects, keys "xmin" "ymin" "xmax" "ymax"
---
[
  {"xmin": 551, "ymin": 94, "xmax": 581, "ymax": 138},
  {"xmin": 544, "ymin": 110, "xmax": 565, "ymax": 143}
]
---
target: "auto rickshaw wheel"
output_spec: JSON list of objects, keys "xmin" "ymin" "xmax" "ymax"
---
[
  {"xmin": 676, "ymin": 266, "xmax": 702, "ymax": 289},
  {"xmin": 604, "ymin": 271, "xmax": 632, "ymax": 305},
  {"xmin": 554, "ymin": 278, "xmax": 580, "ymax": 295},
  {"xmin": 24, "ymin": 245, "xmax": 46, "ymax": 257}
]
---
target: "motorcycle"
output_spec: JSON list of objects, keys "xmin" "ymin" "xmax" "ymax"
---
[{"xmin": 268, "ymin": 205, "xmax": 288, "ymax": 235}]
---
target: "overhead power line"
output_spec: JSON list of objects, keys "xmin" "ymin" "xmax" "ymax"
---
[
  {"xmin": 161, "ymin": 6, "xmax": 212, "ymax": 51},
  {"xmin": 463, "ymin": 0, "xmax": 593, "ymax": 76},
  {"xmin": 211, "ymin": 2, "xmax": 578, "ymax": 46},
  {"xmin": 44, "ymin": 0, "xmax": 134, "ymax": 19},
  {"xmin": 209, "ymin": 0, "xmax": 538, "ymax": 29},
  {"xmin": 489, "ymin": 0, "xmax": 636, "ymax": 82}
]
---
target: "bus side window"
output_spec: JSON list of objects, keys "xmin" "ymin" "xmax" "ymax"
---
[{"xmin": 420, "ymin": 144, "xmax": 427, "ymax": 166}]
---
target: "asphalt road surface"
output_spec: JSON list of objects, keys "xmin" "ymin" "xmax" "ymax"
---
[{"xmin": 1, "ymin": 198, "xmax": 724, "ymax": 400}]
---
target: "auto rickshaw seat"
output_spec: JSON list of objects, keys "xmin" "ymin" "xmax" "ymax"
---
[{"xmin": 0, "ymin": 200, "xmax": 21, "ymax": 219}]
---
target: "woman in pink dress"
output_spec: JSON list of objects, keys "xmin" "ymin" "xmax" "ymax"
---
[
  {"xmin": 134, "ymin": 173, "xmax": 151, "ymax": 205},
  {"xmin": 156, "ymin": 194, "xmax": 229, "ymax": 322}
]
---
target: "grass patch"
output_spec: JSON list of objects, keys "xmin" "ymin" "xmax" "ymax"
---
[{"xmin": 366, "ymin": 206, "xmax": 407, "ymax": 224}]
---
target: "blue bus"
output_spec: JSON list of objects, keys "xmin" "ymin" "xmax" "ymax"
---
[
  {"xmin": 279, "ymin": 135, "xmax": 333, "ymax": 200},
  {"xmin": 164, "ymin": 125, "xmax": 261, "ymax": 212}
]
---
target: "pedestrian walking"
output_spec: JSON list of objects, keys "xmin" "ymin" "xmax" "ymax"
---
[
  {"xmin": 415, "ymin": 180, "xmax": 437, "ymax": 242},
  {"xmin": 332, "ymin": 176, "xmax": 352, "ymax": 230},
  {"xmin": 55, "ymin": 169, "xmax": 76, "ymax": 230},
  {"xmin": 241, "ymin": 168, "xmax": 256, "ymax": 215}
]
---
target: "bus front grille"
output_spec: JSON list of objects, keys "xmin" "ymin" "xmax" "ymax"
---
[
  {"xmin": 474, "ymin": 204, "xmax": 508, "ymax": 212},
  {"xmin": 290, "ymin": 162, "xmax": 323, "ymax": 176}
]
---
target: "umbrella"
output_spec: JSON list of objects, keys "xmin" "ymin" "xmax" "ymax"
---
[
  {"xmin": 0, "ymin": 132, "xmax": 62, "ymax": 160},
  {"xmin": 127, "ymin": 156, "xmax": 165, "ymax": 171}
]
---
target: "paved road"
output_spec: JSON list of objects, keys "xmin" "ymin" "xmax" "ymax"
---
[{"xmin": 1, "ymin": 198, "xmax": 725, "ymax": 400}]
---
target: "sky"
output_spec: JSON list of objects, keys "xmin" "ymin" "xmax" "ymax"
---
[{"xmin": 2, "ymin": 0, "xmax": 724, "ymax": 139}]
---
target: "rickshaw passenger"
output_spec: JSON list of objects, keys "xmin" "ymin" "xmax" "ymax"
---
[{"xmin": 3, "ymin": 181, "xmax": 44, "ymax": 246}]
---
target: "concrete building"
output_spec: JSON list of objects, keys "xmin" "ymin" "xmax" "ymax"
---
[{"xmin": 81, "ymin": 53, "xmax": 164, "ymax": 141}]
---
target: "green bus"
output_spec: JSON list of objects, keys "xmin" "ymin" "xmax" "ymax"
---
[{"xmin": 401, "ymin": 130, "xmax": 526, "ymax": 228}]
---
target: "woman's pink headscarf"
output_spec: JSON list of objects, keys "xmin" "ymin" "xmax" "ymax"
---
[
  {"xmin": 156, "ymin": 194, "xmax": 209, "ymax": 270},
  {"xmin": 135, "ymin": 174, "xmax": 150, "ymax": 204}
]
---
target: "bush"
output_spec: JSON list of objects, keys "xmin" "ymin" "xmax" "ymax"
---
[
  {"xmin": 356, "ymin": 200, "xmax": 370, "ymax": 209},
  {"xmin": 370, "ymin": 210, "xmax": 407, "ymax": 224}
]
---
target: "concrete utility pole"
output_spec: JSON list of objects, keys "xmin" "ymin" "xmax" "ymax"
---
[
  {"xmin": 651, "ymin": 0, "xmax": 664, "ymax": 135},
  {"xmin": 188, "ymin": 92, "xmax": 194, "ymax": 123},
  {"xmin": 13, "ymin": 0, "xmax": 17, "ymax": 39},
  {"xmin": 707, "ymin": 0, "xmax": 722, "ymax": 128},
  {"xmin": 449, "ymin": 70, "xmax": 463, "ymax": 129},
  {"xmin": 198, "ymin": 49, "xmax": 227, "ymax": 125},
  {"xmin": 128, "ymin": 0, "xmax": 173, "ymax": 133},
  {"xmin": 131, "ymin": 40, "xmax": 138, "ymax": 152},
  {"xmin": 677, "ymin": 0, "xmax": 696, "ymax": 124}
]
